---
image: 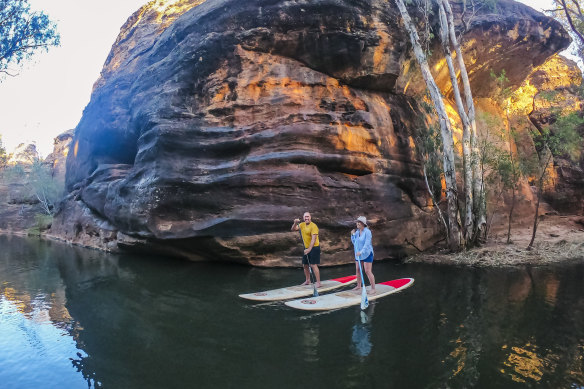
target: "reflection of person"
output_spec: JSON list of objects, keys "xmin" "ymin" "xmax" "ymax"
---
[
  {"xmin": 291, "ymin": 212, "xmax": 321, "ymax": 287},
  {"xmin": 351, "ymin": 303, "xmax": 375, "ymax": 357},
  {"xmin": 351, "ymin": 216, "xmax": 375, "ymax": 294}
]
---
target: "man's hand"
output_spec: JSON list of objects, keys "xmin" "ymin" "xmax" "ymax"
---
[
  {"xmin": 304, "ymin": 248, "xmax": 311, "ymax": 255},
  {"xmin": 294, "ymin": 218, "xmax": 300, "ymax": 224}
]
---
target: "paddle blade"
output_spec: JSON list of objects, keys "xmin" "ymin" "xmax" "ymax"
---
[
  {"xmin": 360, "ymin": 310, "xmax": 368, "ymax": 324},
  {"xmin": 360, "ymin": 287, "xmax": 369, "ymax": 310},
  {"xmin": 313, "ymin": 284, "xmax": 319, "ymax": 297}
]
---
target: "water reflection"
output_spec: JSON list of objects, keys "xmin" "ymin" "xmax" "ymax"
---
[
  {"xmin": 350, "ymin": 304, "xmax": 375, "ymax": 358},
  {"xmin": 501, "ymin": 342, "xmax": 546, "ymax": 383},
  {"xmin": 0, "ymin": 235, "xmax": 583, "ymax": 388}
]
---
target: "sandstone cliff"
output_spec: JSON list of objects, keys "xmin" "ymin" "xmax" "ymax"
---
[
  {"xmin": 51, "ymin": 0, "xmax": 577, "ymax": 265},
  {"xmin": 0, "ymin": 133, "xmax": 71, "ymax": 233}
]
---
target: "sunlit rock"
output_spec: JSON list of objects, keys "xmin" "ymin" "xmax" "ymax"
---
[{"xmin": 52, "ymin": 0, "xmax": 574, "ymax": 264}]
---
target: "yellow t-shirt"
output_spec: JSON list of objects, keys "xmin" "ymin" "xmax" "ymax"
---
[{"xmin": 299, "ymin": 222, "xmax": 319, "ymax": 248}]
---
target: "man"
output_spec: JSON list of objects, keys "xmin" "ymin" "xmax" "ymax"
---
[{"xmin": 291, "ymin": 212, "xmax": 321, "ymax": 288}]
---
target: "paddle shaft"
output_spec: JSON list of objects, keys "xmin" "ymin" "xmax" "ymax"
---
[{"xmin": 358, "ymin": 256, "xmax": 369, "ymax": 310}]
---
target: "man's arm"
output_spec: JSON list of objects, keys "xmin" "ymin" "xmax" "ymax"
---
[{"xmin": 291, "ymin": 218, "xmax": 300, "ymax": 231}]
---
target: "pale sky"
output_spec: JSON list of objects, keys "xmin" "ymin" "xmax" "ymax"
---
[
  {"xmin": 0, "ymin": 0, "xmax": 563, "ymax": 157},
  {"xmin": 0, "ymin": 0, "xmax": 146, "ymax": 157}
]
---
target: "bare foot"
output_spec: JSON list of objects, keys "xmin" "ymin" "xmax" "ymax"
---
[
  {"xmin": 301, "ymin": 281, "xmax": 310, "ymax": 286},
  {"xmin": 367, "ymin": 289, "xmax": 376, "ymax": 295},
  {"xmin": 350, "ymin": 286, "xmax": 361, "ymax": 292},
  {"xmin": 315, "ymin": 283, "xmax": 321, "ymax": 288}
]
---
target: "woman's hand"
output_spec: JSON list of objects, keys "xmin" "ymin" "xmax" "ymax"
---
[
  {"xmin": 356, "ymin": 251, "xmax": 361, "ymax": 257},
  {"xmin": 351, "ymin": 229, "xmax": 356, "ymax": 235}
]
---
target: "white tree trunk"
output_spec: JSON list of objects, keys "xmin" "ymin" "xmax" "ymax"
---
[
  {"xmin": 441, "ymin": 0, "xmax": 486, "ymax": 237},
  {"xmin": 438, "ymin": 0, "xmax": 473, "ymax": 243},
  {"xmin": 395, "ymin": 0, "xmax": 461, "ymax": 250}
]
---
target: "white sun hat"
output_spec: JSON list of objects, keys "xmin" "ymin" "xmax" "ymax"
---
[{"xmin": 356, "ymin": 216, "xmax": 367, "ymax": 226}]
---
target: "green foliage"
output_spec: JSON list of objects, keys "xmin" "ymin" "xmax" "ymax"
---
[
  {"xmin": 27, "ymin": 213, "xmax": 52, "ymax": 236},
  {"xmin": 2, "ymin": 163, "xmax": 25, "ymax": 180},
  {"xmin": 27, "ymin": 159, "xmax": 62, "ymax": 215},
  {"xmin": 549, "ymin": 0, "xmax": 584, "ymax": 63},
  {"xmin": 0, "ymin": 0, "xmax": 60, "ymax": 77},
  {"xmin": 0, "ymin": 159, "xmax": 63, "ymax": 215},
  {"xmin": 489, "ymin": 69, "xmax": 512, "ymax": 105},
  {"xmin": 0, "ymin": 134, "xmax": 7, "ymax": 167},
  {"xmin": 415, "ymin": 123, "xmax": 443, "ymax": 200},
  {"xmin": 539, "ymin": 90, "xmax": 559, "ymax": 102},
  {"xmin": 546, "ymin": 112, "xmax": 584, "ymax": 160}
]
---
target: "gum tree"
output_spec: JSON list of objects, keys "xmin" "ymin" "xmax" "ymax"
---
[{"xmin": 0, "ymin": 0, "xmax": 60, "ymax": 78}]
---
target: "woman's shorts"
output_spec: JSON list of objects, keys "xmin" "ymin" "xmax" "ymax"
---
[
  {"xmin": 302, "ymin": 246, "xmax": 321, "ymax": 265},
  {"xmin": 357, "ymin": 253, "xmax": 374, "ymax": 263}
]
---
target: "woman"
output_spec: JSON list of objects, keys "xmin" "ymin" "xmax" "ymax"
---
[{"xmin": 351, "ymin": 216, "xmax": 375, "ymax": 294}]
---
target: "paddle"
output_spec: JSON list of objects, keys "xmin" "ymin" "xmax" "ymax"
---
[
  {"xmin": 299, "ymin": 226, "xmax": 318, "ymax": 297},
  {"xmin": 358, "ymin": 256, "xmax": 369, "ymax": 310}
]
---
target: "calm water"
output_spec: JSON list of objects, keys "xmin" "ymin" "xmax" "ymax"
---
[{"xmin": 0, "ymin": 235, "xmax": 583, "ymax": 388}]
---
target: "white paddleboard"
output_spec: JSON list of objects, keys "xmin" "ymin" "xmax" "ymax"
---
[
  {"xmin": 239, "ymin": 275, "xmax": 357, "ymax": 301},
  {"xmin": 284, "ymin": 278, "xmax": 414, "ymax": 311}
]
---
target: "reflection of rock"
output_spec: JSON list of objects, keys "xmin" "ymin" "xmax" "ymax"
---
[{"xmin": 52, "ymin": 0, "xmax": 575, "ymax": 264}]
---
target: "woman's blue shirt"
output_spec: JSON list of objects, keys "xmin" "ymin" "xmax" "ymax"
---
[{"xmin": 351, "ymin": 227, "xmax": 373, "ymax": 260}]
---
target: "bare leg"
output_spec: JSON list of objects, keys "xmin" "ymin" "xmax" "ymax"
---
[
  {"xmin": 364, "ymin": 262, "xmax": 375, "ymax": 293},
  {"xmin": 302, "ymin": 264, "xmax": 310, "ymax": 285},
  {"xmin": 311, "ymin": 265, "xmax": 321, "ymax": 288}
]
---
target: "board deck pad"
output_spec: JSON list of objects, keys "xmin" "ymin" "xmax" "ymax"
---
[
  {"xmin": 239, "ymin": 275, "xmax": 357, "ymax": 301},
  {"xmin": 284, "ymin": 278, "xmax": 414, "ymax": 311}
]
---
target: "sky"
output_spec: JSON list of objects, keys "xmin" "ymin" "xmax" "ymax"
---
[
  {"xmin": 0, "ymin": 0, "xmax": 146, "ymax": 157},
  {"xmin": 0, "ymin": 0, "xmax": 562, "ymax": 157}
]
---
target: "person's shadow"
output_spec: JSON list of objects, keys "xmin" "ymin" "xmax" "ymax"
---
[{"xmin": 350, "ymin": 304, "xmax": 376, "ymax": 358}]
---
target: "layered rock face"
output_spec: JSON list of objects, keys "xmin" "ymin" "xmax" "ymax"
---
[
  {"xmin": 52, "ymin": 0, "xmax": 572, "ymax": 265},
  {"xmin": 526, "ymin": 56, "xmax": 584, "ymax": 214}
]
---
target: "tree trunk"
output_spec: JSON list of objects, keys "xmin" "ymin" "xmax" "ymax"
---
[
  {"xmin": 438, "ymin": 0, "xmax": 473, "ymax": 243},
  {"xmin": 527, "ymin": 152, "xmax": 553, "ymax": 250},
  {"xmin": 441, "ymin": 0, "xmax": 485, "ymax": 237},
  {"xmin": 396, "ymin": 0, "xmax": 461, "ymax": 251},
  {"xmin": 506, "ymin": 186, "xmax": 515, "ymax": 244},
  {"xmin": 527, "ymin": 181, "xmax": 541, "ymax": 250},
  {"xmin": 424, "ymin": 164, "xmax": 449, "ymax": 241}
]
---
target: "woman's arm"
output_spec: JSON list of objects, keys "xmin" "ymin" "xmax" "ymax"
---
[{"xmin": 359, "ymin": 229, "xmax": 373, "ymax": 258}]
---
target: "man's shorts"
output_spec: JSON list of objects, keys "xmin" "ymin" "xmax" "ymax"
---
[{"xmin": 302, "ymin": 246, "xmax": 321, "ymax": 265}]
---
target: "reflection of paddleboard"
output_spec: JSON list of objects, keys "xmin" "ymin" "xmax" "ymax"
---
[
  {"xmin": 239, "ymin": 275, "xmax": 357, "ymax": 301},
  {"xmin": 285, "ymin": 278, "xmax": 414, "ymax": 311}
]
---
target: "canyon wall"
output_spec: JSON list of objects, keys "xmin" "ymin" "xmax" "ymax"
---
[{"xmin": 50, "ymin": 0, "xmax": 577, "ymax": 265}]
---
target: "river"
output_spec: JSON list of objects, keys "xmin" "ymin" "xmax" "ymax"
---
[{"xmin": 0, "ymin": 235, "xmax": 582, "ymax": 388}]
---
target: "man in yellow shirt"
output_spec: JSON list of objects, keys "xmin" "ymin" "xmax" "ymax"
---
[{"xmin": 291, "ymin": 212, "xmax": 321, "ymax": 287}]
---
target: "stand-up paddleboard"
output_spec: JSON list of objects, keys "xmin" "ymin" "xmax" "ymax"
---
[
  {"xmin": 285, "ymin": 278, "xmax": 414, "ymax": 311},
  {"xmin": 239, "ymin": 275, "xmax": 357, "ymax": 301}
]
